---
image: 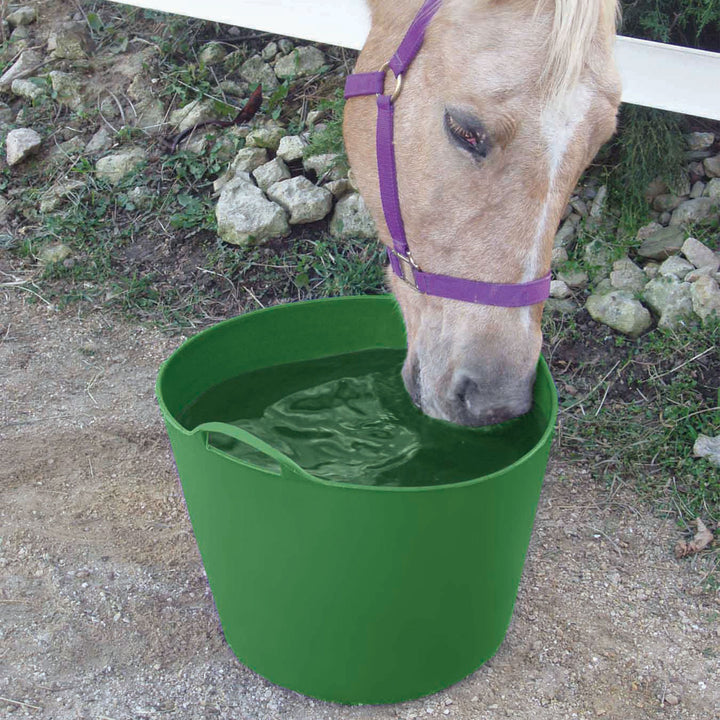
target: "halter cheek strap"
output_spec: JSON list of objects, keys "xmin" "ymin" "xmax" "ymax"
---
[{"xmin": 344, "ymin": 0, "xmax": 551, "ymax": 308}]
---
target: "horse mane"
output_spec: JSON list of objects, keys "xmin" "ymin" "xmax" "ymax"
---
[{"xmin": 539, "ymin": 0, "xmax": 620, "ymax": 97}]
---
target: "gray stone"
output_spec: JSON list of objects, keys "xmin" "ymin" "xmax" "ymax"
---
[
  {"xmin": 216, "ymin": 175, "xmax": 290, "ymax": 245},
  {"xmin": 706, "ymin": 178, "xmax": 720, "ymax": 201},
  {"xmin": 637, "ymin": 226, "xmax": 685, "ymax": 260},
  {"xmin": 48, "ymin": 22, "xmax": 93, "ymax": 60},
  {"xmin": 643, "ymin": 262, "xmax": 660, "ymax": 280},
  {"xmin": 95, "ymin": 148, "xmax": 147, "ymax": 185},
  {"xmin": 276, "ymin": 134, "xmax": 307, "ymax": 163},
  {"xmin": 690, "ymin": 181, "xmax": 705, "ymax": 199},
  {"xmin": 261, "ymin": 41, "xmax": 278, "ymax": 62},
  {"xmin": 682, "ymin": 237, "xmax": 719, "ymax": 272},
  {"xmin": 329, "ymin": 192, "xmax": 377, "ymax": 239},
  {"xmin": 11, "ymin": 77, "xmax": 47, "ymax": 101},
  {"xmin": 553, "ymin": 220, "xmax": 576, "ymax": 250},
  {"xmin": 687, "ymin": 132, "xmax": 715, "ymax": 151},
  {"xmin": 690, "ymin": 275, "xmax": 720, "ymax": 321},
  {"xmin": 39, "ymin": 179, "xmax": 85, "ymax": 213},
  {"xmin": 636, "ymin": 222, "xmax": 664, "ymax": 242},
  {"xmin": 6, "ymin": 127, "xmax": 41, "ymax": 166},
  {"xmin": 325, "ymin": 178, "xmax": 352, "ymax": 199},
  {"xmin": 644, "ymin": 178, "xmax": 669, "ymax": 204},
  {"xmin": 652, "ymin": 194, "xmax": 683, "ymax": 213},
  {"xmin": 274, "ymin": 46, "xmax": 326, "ymax": 79},
  {"xmin": 557, "ymin": 268, "xmax": 588, "ymax": 289},
  {"xmin": 306, "ymin": 109, "xmax": 324, "ymax": 126},
  {"xmin": 231, "ymin": 146, "xmax": 269, "ymax": 175},
  {"xmin": 49, "ymin": 71, "xmax": 84, "ymax": 111},
  {"xmin": 583, "ymin": 239, "xmax": 612, "ymax": 277},
  {"xmin": 303, "ymin": 153, "xmax": 345, "ymax": 182},
  {"xmin": 658, "ymin": 255, "xmax": 695, "ymax": 280},
  {"xmin": 659, "ymin": 211, "xmax": 672, "ymax": 225},
  {"xmin": 266, "ymin": 176, "xmax": 333, "ymax": 224},
  {"xmin": 670, "ymin": 198, "xmax": 717, "ymax": 226},
  {"xmin": 588, "ymin": 184, "xmax": 607, "ymax": 220},
  {"xmin": 252, "ymin": 158, "xmax": 291, "ymax": 191},
  {"xmin": 134, "ymin": 98, "xmax": 167, "ymax": 135},
  {"xmin": 239, "ymin": 55, "xmax": 278, "ymax": 92},
  {"xmin": 39, "ymin": 243, "xmax": 72, "ymax": 265},
  {"xmin": 549, "ymin": 280, "xmax": 570, "ymax": 299},
  {"xmin": 544, "ymin": 298, "xmax": 576, "ymax": 314},
  {"xmin": 704, "ymin": 154, "xmax": 720, "ymax": 178},
  {"xmin": 585, "ymin": 290, "xmax": 652, "ymax": 337},
  {"xmin": 551, "ymin": 246, "xmax": 568, "ymax": 268},
  {"xmin": 11, "ymin": 25, "xmax": 31, "ymax": 42},
  {"xmin": 7, "ymin": 6, "xmax": 37, "ymax": 27},
  {"xmin": 642, "ymin": 277, "xmax": 694, "ymax": 329},
  {"xmin": 127, "ymin": 186, "xmax": 155, "ymax": 211},
  {"xmin": 170, "ymin": 99, "xmax": 223, "ymax": 132},
  {"xmin": 610, "ymin": 257, "xmax": 646, "ymax": 293},
  {"xmin": 693, "ymin": 434, "xmax": 720, "ymax": 468},
  {"xmin": 0, "ymin": 50, "xmax": 43, "ymax": 91},
  {"xmin": 278, "ymin": 39, "xmax": 294, "ymax": 55},
  {"xmin": 198, "ymin": 42, "xmax": 227, "ymax": 64},
  {"xmin": 50, "ymin": 136, "xmax": 85, "ymax": 160},
  {"xmin": 569, "ymin": 198, "xmax": 588, "ymax": 217},
  {"xmin": 218, "ymin": 80, "xmax": 249, "ymax": 98},
  {"xmin": 245, "ymin": 123, "xmax": 284, "ymax": 151}
]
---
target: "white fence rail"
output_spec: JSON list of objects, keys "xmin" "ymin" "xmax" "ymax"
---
[{"xmin": 110, "ymin": 0, "xmax": 720, "ymax": 121}]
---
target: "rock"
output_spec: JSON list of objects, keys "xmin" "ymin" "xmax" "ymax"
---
[
  {"xmin": 687, "ymin": 132, "xmax": 714, "ymax": 151},
  {"xmin": 170, "ymin": 99, "xmax": 224, "ymax": 132},
  {"xmin": 6, "ymin": 127, "xmax": 42, "ymax": 165},
  {"xmin": 11, "ymin": 25, "xmax": 31, "ymax": 43},
  {"xmin": 198, "ymin": 42, "xmax": 227, "ymax": 64},
  {"xmin": 705, "ymin": 178, "xmax": 720, "ymax": 201},
  {"xmin": 557, "ymin": 268, "xmax": 588, "ymax": 289},
  {"xmin": 670, "ymin": 198, "xmax": 717, "ymax": 226},
  {"xmin": 239, "ymin": 55, "xmax": 278, "ymax": 92},
  {"xmin": 652, "ymin": 193, "xmax": 683, "ymax": 213},
  {"xmin": 690, "ymin": 181, "xmax": 705, "ymax": 199},
  {"xmin": 544, "ymin": 298, "xmax": 576, "ymax": 314},
  {"xmin": 551, "ymin": 246, "xmax": 569, "ymax": 268},
  {"xmin": 664, "ymin": 693, "xmax": 681, "ymax": 707},
  {"xmin": 642, "ymin": 277, "xmax": 694, "ymax": 329},
  {"xmin": 218, "ymin": 80, "xmax": 249, "ymax": 98},
  {"xmin": 40, "ymin": 179, "xmax": 85, "ymax": 213},
  {"xmin": 85, "ymin": 128, "xmax": 113, "ymax": 155},
  {"xmin": 47, "ymin": 22, "xmax": 94, "ymax": 60},
  {"xmin": 325, "ymin": 178, "xmax": 352, "ymax": 199},
  {"xmin": 216, "ymin": 175, "xmax": 290, "ymax": 245},
  {"xmin": 681, "ymin": 237, "xmax": 719, "ymax": 272},
  {"xmin": 278, "ymin": 39, "xmax": 294, "ymax": 55},
  {"xmin": 690, "ymin": 275, "xmax": 720, "ymax": 321},
  {"xmin": 704, "ymin": 154, "xmax": 720, "ymax": 178},
  {"xmin": 570, "ymin": 198, "xmax": 588, "ymax": 217},
  {"xmin": 274, "ymin": 46, "xmax": 326, "ymax": 79},
  {"xmin": 658, "ymin": 255, "xmax": 695, "ymax": 280},
  {"xmin": 50, "ymin": 136, "xmax": 85, "ymax": 160},
  {"xmin": 588, "ymin": 184, "xmax": 607, "ymax": 221},
  {"xmin": 585, "ymin": 290, "xmax": 652, "ymax": 337},
  {"xmin": 252, "ymin": 158, "xmax": 291, "ymax": 191},
  {"xmin": 266, "ymin": 176, "xmax": 333, "ymax": 224},
  {"xmin": 693, "ymin": 434, "xmax": 720, "ymax": 468},
  {"xmin": 49, "ymin": 71, "xmax": 84, "ymax": 111},
  {"xmin": 637, "ymin": 226, "xmax": 685, "ymax": 260},
  {"xmin": 11, "ymin": 78, "xmax": 46, "ymax": 101},
  {"xmin": 127, "ymin": 186, "xmax": 155, "ymax": 211},
  {"xmin": 659, "ymin": 211, "xmax": 672, "ymax": 225},
  {"xmin": 685, "ymin": 266, "xmax": 719, "ymax": 282},
  {"xmin": 245, "ymin": 123, "xmax": 284, "ymax": 151},
  {"xmin": 306, "ymin": 109, "xmax": 324, "ymax": 126},
  {"xmin": 303, "ymin": 153, "xmax": 345, "ymax": 182},
  {"xmin": 276, "ymin": 134, "xmax": 307, "ymax": 163},
  {"xmin": 95, "ymin": 148, "xmax": 147, "ymax": 185},
  {"xmin": 7, "ymin": 6, "xmax": 37, "ymax": 27},
  {"xmin": 553, "ymin": 220, "xmax": 576, "ymax": 250},
  {"xmin": 0, "ymin": 49, "xmax": 42, "ymax": 92},
  {"xmin": 644, "ymin": 177, "xmax": 668, "ymax": 204},
  {"xmin": 329, "ymin": 193, "xmax": 377, "ymax": 239},
  {"xmin": 230, "ymin": 146, "xmax": 269, "ymax": 175},
  {"xmin": 261, "ymin": 41, "xmax": 278, "ymax": 62},
  {"xmin": 0, "ymin": 102, "xmax": 13, "ymax": 124},
  {"xmin": 609, "ymin": 257, "xmax": 646, "ymax": 293},
  {"xmin": 644, "ymin": 262, "xmax": 660, "ymax": 279},
  {"xmin": 636, "ymin": 222, "xmax": 663, "ymax": 242},
  {"xmin": 39, "ymin": 243, "xmax": 72, "ymax": 265},
  {"xmin": 583, "ymin": 239, "xmax": 612, "ymax": 277},
  {"xmin": 134, "ymin": 98, "xmax": 167, "ymax": 135},
  {"xmin": 549, "ymin": 280, "xmax": 570, "ymax": 299}
]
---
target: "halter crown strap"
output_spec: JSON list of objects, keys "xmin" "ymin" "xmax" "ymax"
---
[{"xmin": 344, "ymin": 0, "xmax": 551, "ymax": 308}]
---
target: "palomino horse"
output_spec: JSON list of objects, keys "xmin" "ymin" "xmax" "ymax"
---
[{"xmin": 344, "ymin": 0, "xmax": 621, "ymax": 426}]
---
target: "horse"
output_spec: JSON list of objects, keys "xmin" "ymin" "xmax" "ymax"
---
[{"xmin": 343, "ymin": 0, "xmax": 621, "ymax": 426}]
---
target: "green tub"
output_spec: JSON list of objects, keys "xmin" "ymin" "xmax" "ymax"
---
[{"xmin": 156, "ymin": 295, "xmax": 557, "ymax": 704}]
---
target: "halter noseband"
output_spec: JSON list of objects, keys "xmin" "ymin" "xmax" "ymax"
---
[{"xmin": 344, "ymin": 0, "xmax": 551, "ymax": 307}]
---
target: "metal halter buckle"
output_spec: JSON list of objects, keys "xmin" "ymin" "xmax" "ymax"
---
[
  {"xmin": 379, "ymin": 62, "xmax": 403, "ymax": 103},
  {"xmin": 395, "ymin": 250, "xmax": 419, "ymax": 289}
]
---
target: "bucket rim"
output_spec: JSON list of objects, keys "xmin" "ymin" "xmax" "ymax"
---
[{"xmin": 156, "ymin": 295, "xmax": 558, "ymax": 493}]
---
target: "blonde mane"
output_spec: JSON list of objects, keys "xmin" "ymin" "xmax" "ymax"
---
[{"xmin": 539, "ymin": 0, "xmax": 620, "ymax": 96}]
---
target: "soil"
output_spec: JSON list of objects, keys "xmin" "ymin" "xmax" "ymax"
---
[{"xmin": 1, "ymin": 286, "xmax": 719, "ymax": 720}]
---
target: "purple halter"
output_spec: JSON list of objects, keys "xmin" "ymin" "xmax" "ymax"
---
[{"xmin": 344, "ymin": 0, "xmax": 551, "ymax": 307}]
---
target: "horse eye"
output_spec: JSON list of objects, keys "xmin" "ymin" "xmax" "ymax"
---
[{"xmin": 444, "ymin": 110, "xmax": 491, "ymax": 158}]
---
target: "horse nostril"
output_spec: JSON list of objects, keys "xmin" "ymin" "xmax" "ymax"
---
[
  {"xmin": 453, "ymin": 374, "xmax": 517, "ymax": 426},
  {"xmin": 455, "ymin": 375, "xmax": 479, "ymax": 411}
]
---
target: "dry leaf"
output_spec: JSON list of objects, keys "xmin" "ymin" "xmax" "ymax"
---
[{"xmin": 674, "ymin": 518, "xmax": 714, "ymax": 559}]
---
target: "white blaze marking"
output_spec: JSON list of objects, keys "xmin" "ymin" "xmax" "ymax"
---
[{"xmin": 522, "ymin": 83, "xmax": 592, "ymax": 330}]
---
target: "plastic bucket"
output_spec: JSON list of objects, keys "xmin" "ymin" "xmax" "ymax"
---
[{"xmin": 156, "ymin": 295, "xmax": 557, "ymax": 704}]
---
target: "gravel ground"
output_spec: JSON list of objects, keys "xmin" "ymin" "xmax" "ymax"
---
[{"xmin": 1, "ymin": 289, "xmax": 718, "ymax": 720}]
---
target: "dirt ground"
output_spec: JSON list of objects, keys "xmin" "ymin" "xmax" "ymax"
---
[{"xmin": 1, "ymin": 286, "xmax": 718, "ymax": 720}]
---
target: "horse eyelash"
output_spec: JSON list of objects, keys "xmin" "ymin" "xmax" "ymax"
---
[{"xmin": 444, "ymin": 111, "xmax": 490, "ymax": 157}]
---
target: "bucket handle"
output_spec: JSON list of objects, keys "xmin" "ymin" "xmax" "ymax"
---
[{"xmin": 191, "ymin": 422, "xmax": 310, "ymax": 480}]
